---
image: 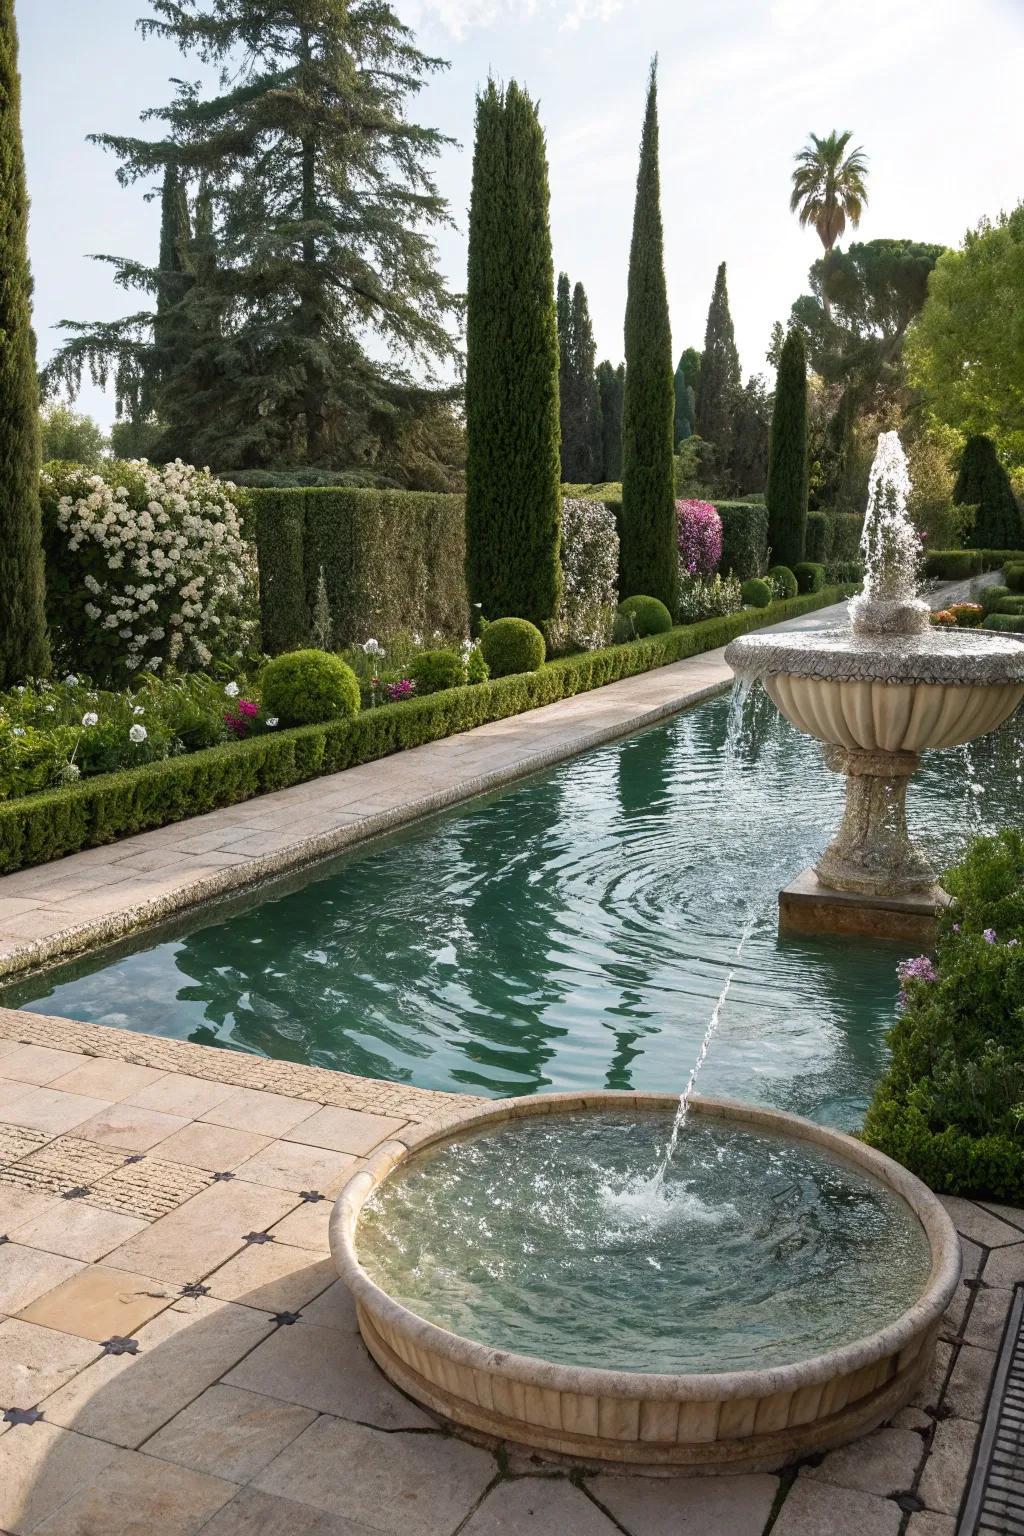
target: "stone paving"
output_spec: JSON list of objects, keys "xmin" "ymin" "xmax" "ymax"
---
[{"xmin": 0, "ymin": 1026, "xmax": 1020, "ymax": 1535}]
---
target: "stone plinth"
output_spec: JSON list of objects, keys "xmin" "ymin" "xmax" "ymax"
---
[{"xmin": 779, "ymin": 867, "xmax": 951, "ymax": 943}]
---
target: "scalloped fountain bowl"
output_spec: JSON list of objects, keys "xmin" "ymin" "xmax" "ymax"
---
[
  {"xmin": 724, "ymin": 626, "xmax": 1024, "ymax": 895},
  {"xmin": 331, "ymin": 1093, "xmax": 960, "ymax": 1471}
]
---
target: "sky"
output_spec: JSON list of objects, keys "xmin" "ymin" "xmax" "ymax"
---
[{"xmin": 21, "ymin": 0, "xmax": 1024, "ymax": 430}]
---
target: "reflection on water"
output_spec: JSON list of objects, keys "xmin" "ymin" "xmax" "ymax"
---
[{"xmin": 4, "ymin": 693, "xmax": 1021, "ymax": 1127}]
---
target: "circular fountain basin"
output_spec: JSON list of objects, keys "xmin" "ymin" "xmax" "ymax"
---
[
  {"xmin": 724, "ymin": 628, "xmax": 1024, "ymax": 752},
  {"xmin": 330, "ymin": 1093, "xmax": 960, "ymax": 1471}
]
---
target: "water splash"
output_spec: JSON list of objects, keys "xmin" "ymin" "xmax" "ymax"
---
[{"xmin": 849, "ymin": 431, "xmax": 929, "ymax": 637}]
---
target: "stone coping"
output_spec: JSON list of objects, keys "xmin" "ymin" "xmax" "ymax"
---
[
  {"xmin": 331, "ymin": 1090, "xmax": 962, "ymax": 1404},
  {"xmin": 725, "ymin": 626, "xmax": 1024, "ymax": 686}
]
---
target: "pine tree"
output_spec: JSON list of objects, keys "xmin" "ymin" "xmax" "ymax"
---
[
  {"xmin": 465, "ymin": 80, "xmax": 561, "ymax": 626},
  {"xmin": 955, "ymin": 436, "xmax": 1024, "ymax": 550},
  {"xmin": 620, "ymin": 62, "xmax": 676, "ymax": 611},
  {"xmin": 765, "ymin": 329, "xmax": 809, "ymax": 565},
  {"xmin": 596, "ymin": 360, "xmax": 624, "ymax": 481},
  {"xmin": 559, "ymin": 280, "xmax": 601, "ymax": 482},
  {"xmin": 44, "ymin": 1, "xmax": 460, "ymax": 471},
  {"xmin": 0, "ymin": 0, "xmax": 48, "ymax": 686},
  {"xmin": 695, "ymin": 262, "xmax": 741, "ymax": 472},
  {"xmin": 673, "ymin": 347, "xmax": 700, "ymax": 444}
]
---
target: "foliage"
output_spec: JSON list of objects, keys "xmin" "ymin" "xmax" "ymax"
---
[
  {"xmin": 767, "ymin": 565, "xmax": 798, "ymax": 599},
  {"xmin": 109, "ymin": 417, "xmax": 164, "ymax": 461},
  {"xmin": 620, "ymin": 63, "xmax": 676, "ymax": 613},
  {"xmin": 789, "ymin": 130, "xmax": 868, "ymax": 253},
  {"xmin": 864, "ymin": 832, "xmax": 1024, "ymax": 1199},
  {"xmin": 829, "ymin": 512, "xmax": 864, "ymax": 563},
  {"xmin": 805, "ymin": 512, "xmax": 828, "ymax": 564},
  {"xmin": 715, "ymin": 502, "xmax": 768, "ymax": 580},
  {"xmin": 954, "ymin": 436, "xmax": 1023, "ymax": 550},
  {"xmin": 1004, "ymin": 563, "xmax": 1024, "ymax": 593},
  {"xmin": 613, "ymin": 594, "xmax": 672, "ymax": 640},
  {"xmin": 479, "ymin": 616, "xmax": 546, "ymax": 678},
  {"xmin": 984, "ymin": 613, "xmax": 1024, "ymax": 632},
  {"xmin": 675, "ymin": 499, "xmax": 722, "ymax": 579},
  {"xmin": 408, "ymin": 649, "xmax": 465, "ymax": 695},
  {"xmin": 253, "ymin": 487, "xmax": 466, "ymax": 655},
  {"xmin": 676, "ymin": 572, "xmax": 743, "ymax": 623},
  {"xmin": 548, "ymin": 497, "xmax": 619, "ymax": 654},
  {"xmin": 922, "ymin": 550, "xmax": 981, "ymax": 581},
  {"xmin": 981, "ymin": 584, "xmax": 1011, "ymax": 613},
  {"xmin": 465, "ymin": 80, "xmax": 561, "ymax": 628},
  {"xmin": 40, "ymin": 459, "xmax": 255, "ymax": 683},
  {"xmin": 0, "ymin": 0, "xmax": 48, "ymax": 687},
  {"xmin": 729, "ymin": 375, "xmax": 772, "ymax": 497},
  {"xmin": 793, "ymin": 561, "xmax": 825, "ymax": 593},
  {"xmin": 695, "ymin": 263, "xmax": 740, "ymax": 470},
  {"xmin": 948, "ymin": 603, "xmax": 985, "ymax": 627},
  {"xmin": 741, "ymin": 577, "xmax": 773, "ymax": 608},
  {"xmin": 595, "ymin": 361, "xmax": 624, "ymax": 482},
  {"xmin": 0, "ymin": 585, "xmax": 852, "ymax": 873},
  {"xmin": 766, "ymin": 328, "xmax": 808, "ymax": 568},
  {"xmin": 907, "ymin": 205, "xmax": 1024, "ymax": 466},
  {"xmin": 558, "ymin": 276, "xmax": 602, "ymax": 483},
  {"xmin": 673, "ymin": 348, "xmax": 700, "ymax": 445},
  {"xmin": 905, "ymin": 423, "xmax": 966, "ymax": 551},
  {"xmin": 260, "ymin": 650, "xmax": 360, "ymax": 727},
  {"xmin": 39, "ymin": 406, "xmax": 107, "ymax": 465}
]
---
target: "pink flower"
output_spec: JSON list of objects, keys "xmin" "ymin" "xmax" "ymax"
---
[
  {"xmin": 386, "ymin": 679, "xmax": 416, "ymax": 702},
  {"xmin": 675, "ymin": 500, "xmax": 723, "ymax": 579},
  {"xmin": 238, "ymin": 699, "xmax": 258, "ymax": 718}
]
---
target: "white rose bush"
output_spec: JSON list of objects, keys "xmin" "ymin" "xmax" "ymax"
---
[
  {"xmin": 40, "ymin": 459, "xmax": 257, "ymax": 683},
  {"xmin": 548, "ymin": 497, "xmax": 620, "ymax": 654}
]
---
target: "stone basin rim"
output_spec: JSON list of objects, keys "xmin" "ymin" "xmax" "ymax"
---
[
  {"xmin": 724, "ymin": 626, "xmax": 1024, "ymax": 687},
  {"xmin": 330, "ymin": 1089, "xmax": 961, "ymax": 1403}
]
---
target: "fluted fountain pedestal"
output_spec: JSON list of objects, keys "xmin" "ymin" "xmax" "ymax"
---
[{"xmin": 816, "ymin": 744, "xmax": 934, "ymax": 897}]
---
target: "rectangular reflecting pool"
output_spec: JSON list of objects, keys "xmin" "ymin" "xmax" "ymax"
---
[{"xmin": 3, "ymin": 691, "xmax": 1020, "ymax": 1130}]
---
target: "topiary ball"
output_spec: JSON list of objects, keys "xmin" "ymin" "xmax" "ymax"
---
[
  {"xmin": 479, "ymin": 617, "xmax": 546, "ymax": 677},
  {"xmin": 260, "ymin": 649, "xmax": 360, "ymax": 726},
  {"xmin": 793, "ymin": 561, "xmax": 825, "ymax": 595},
  {"xmin": 409, "ymin": 649, "xmax": 465, "ymax": 695},
  {"xmin": 741, "ymin": 577, "xmax": 773, "ymax": 609},
  {"xmin": 767, "ymin": 564, "xmax": 798, "ymax": 600},
  {"xmin": 1003, "ymin": 563, "xmax": 1024, "ymax": 593},
  {"xmin": 982, "ymin": 584, "xmax": 1012, "ymax": 614},
  {"xmin": 613, "ymin": 595, "xmax": 673, "ymax": 642}
]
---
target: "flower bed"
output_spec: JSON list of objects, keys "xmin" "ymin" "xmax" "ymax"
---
[{"xmin": 0, "ymin": 587, "xmax": 854, "ymax": 874}]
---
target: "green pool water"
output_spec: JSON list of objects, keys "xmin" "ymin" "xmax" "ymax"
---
[{"xmin": 4, "ymin": 691, "xmax": 1020, "ymax": 1128}]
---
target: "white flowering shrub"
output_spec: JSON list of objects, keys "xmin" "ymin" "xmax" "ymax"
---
[
  {"xmin": 40, "ymin": 459, "xmax": 257, "ymax": 682},
  {"xmin": 676, "ymin": 571, "xmax": 744, "ymax": 624},
  {"xmin": 549, "ymin": 497, "xmax": 620, "ymax": 654}
]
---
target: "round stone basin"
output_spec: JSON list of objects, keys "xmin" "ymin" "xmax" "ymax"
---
[{"xmin": 330, "ymin": 1093, "xmax": 960, "ymax": 1470}]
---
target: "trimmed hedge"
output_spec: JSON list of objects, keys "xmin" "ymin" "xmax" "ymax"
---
[
  {"xmin": 793, "ymin": 561, "xmax": 826, "ymax": 594},
  {"xmin": 714, "ymin": 502, "xmax": 768, "ymax": 581},
  {"xmin": 923, "ymin": 549, "xmax": 982, "ymax": 580},
  {"xmin": 741, "ymin": 577, "xmax": 773, "ymax": 608},
  {"xmin": 805, "ymin": 512, "xmax": 828, "ymax": 565},
  {"xmin": 0, "ymin": 587, "xmax": 855, "ymax": 874},
  {"xmin": 829, "ymin": 512, "xmax": 863, "ymax": 563},
  {"xmin": 984, "ymin": 613, "xmax": 1024, "ymax": 632}
]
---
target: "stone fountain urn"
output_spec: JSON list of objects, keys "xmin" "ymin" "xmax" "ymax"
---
[{"xmin": 725, "ymin": 434, "xmax": 1024, "ymax": 915}]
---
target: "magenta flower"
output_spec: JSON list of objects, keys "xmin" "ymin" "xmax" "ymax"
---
[
  {"xmin": 896, "ymin": 953, "xmax": 938, "ymax": 1009},
  {"xmin": 386, "ymin": 679, "xmax": 416, "ymax": 702},
  {"xmin": 238, "ymin": 699, "xmax": 258, "ymax": 718},
  {"xmin": 675, "ymin": 500, "xmax": 723, "ymax": 580}
]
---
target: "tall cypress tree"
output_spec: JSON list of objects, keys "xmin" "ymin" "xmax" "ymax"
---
[
  {"xmin": 620, "ymin": 62, "xmax": 676, "ymax": 610},
  {"xmin": 695, "ymin": 262, "xmax": 741, "ymax": 469},
  {"xmin": 0, "ymin": 0, "xmax": 48, "ymax": 686},
  {"xmin": 955, "ymin": 436, "xmax": 1023, "ymax": 550},
  {"xmin": 556, "ymin": 271, "xmax": 573, "ymax": 479},
  {"xmin": 596, "ymin": 360, "xmax": 624, "ymax": 481},
  {"xmin": 465, "ymin": 80, "xmax": 561, "ymax": 625},
  {"xmin": 673, "ymin": 346, "xmax": 700, "ymax": 444},
  {"xmin": 559, "ymin": 280, "xmax": 601, "ymax": 482},
  {"xmin": 765, "ymin": 329, "xmax": 809, "ymax": 565}
]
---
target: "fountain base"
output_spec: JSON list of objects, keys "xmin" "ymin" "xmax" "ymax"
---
[
  {"xmin": 816, "ymin": 745, "xmax": 936, "ymax": 897},
  {"xmin": 779, "ymin": 866, "xmax": 950, "ymax": 943}
]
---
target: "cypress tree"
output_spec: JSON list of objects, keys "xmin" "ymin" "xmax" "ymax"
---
[
  {"xmin": 465, "ymin": 80, "xmax": 561, "ymax": 625},
  {"xmin": 596, "ymin": 360, "xmax": 624, "ymax": 481},
  {"xmin": 955, "ymin": 435, "xmax": 1023, "ymax": 550},
  {"xmin": 695, "ymin": 262, "xmax": 741, "ymax": 467},
  {"xmin": 556, "ymin": 271, "xmax": 573, "ymax": 479},
  {"xmin": 559, "ymin": 280, "xmax": 601, "ymax": 482},
  {"xmin": 0, "ymin": 0, "xmax": 48, "ymax": 686},
  {"xmin": 673, "ymin": 346, "xmax": 700, "ymax": 444},
  {"xmin": 620, "ymin": 62, "xmax": 676, "ymax": 611},
  {"xmin": 765, "ymin": 329, "xmax": 809, "ymax": 565}
]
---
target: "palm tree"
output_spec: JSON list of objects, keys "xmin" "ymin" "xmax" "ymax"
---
[{"xmin": 790, "ymin": 131, "xmax": 868, "ymax": 253}]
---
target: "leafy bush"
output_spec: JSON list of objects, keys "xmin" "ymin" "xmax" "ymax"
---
[
  {"xmin": 828, "ymin": 559, "xmax": 865, "ymax": 585},
  {"xmin": 1003, "ymin": 562, "xmax": 1024, "ymax": 592},
  {"xmin": 409, "ymin": 649, "xmax": 465, "ymax": 695},
  {"xmin": 922, "ymin": 549, "xmax": 983, "ymax": 580},
  {"xmin": 675, "ymin": 499, "xmax": 722, "ymax": 579},
  {"xmin": 741, "ymin": 577, "xmax": 773, "ymax": 608},
  {"xmin": 260, "ymin": 650, "xmax": 360, "ymax": 726},
  {"xmin": 863, "ymin": 832, "xmax": 1024, "ymax": 1200},
  {"xmin": 714, "ymin": 502, "xmax": 767, "ymax": 581},
  {"xmin": 984, "ymin": 613, "xmax": 1024, "ymax": 632},
  {"xmin": 767, "ymin": 564, "xmax": 797, "ymax": 600},
  {"xmin": 793, "ymin": 561, "xmax": 825, "ymax": 594},
  {"xmin": 40, "ymin": 460, "xmax": 256, "ymax": 682},
  {"xmin": 479, "ymin": 617, "xmax": 546, "ymax": 677},
  {"xmin": 466, "ymin": 645, "xmax": 489, "ymax": 685},
  {"xmin": 676, "ymin": 572, "xmax": 743, "ymax": 624},
  {"xmin": 829, "ymin": 512, "xmax": 864, "ymax": 563},
  {"xmin": 548, "ymin": 497, "xmax": 619, "ymax": 654},
  {"xmin": 982, "ymin": 584, "xmax": 1012, "ymax": 614},
  {"xmin": 948, "ymin": 603, "xmax": 985, "ymax": 627},
  {"xmin": 930, "ymin": 609, "xmax": 956, "ymax": 626},
  {"xmin": 995, "ymin": 595, "xmax": 1024, "ymax": 614},
  {"xmin": 613, "ymin": 595, "xmax": 673, "ymax": 641},
  {"xmin": 804, "ymin": 513, "xmax": 829, "ymax": 564}
]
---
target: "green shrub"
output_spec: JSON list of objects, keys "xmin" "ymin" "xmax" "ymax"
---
[
  {"xmin": 409, "ymin": 649, "xmax": 465, "ymax": 695},
  {"xmin": 804, "ymin": 512, "xmax": 829, "ymax": 565},
  {"xmin": 995, "ymin": 595, "xmax": 1024, "ymax": 614},
  {"xmin": 829, "ymin": 559, "xmax": 865, "ymax": 585},
  {"xmin": 923, "ymin": 549, "xmax": 983, "ymax": 580},
  {"xmin": 984, "ymin": 613, "xmax": 1024, "ymax": 632},
  {"xmin": 741, "ymin": 577, "xmax": 773, "ymax": 608},
  {"xmin": 613, "ymin": 594, "xmax": 673, "ymax": 641},
  {"xmin": 260, "ymin": 650, "xmax": 360, "ymax": 726},
  {"xmin": 479, "ymin": 617, "xmax": 546, "ymax": 677},
  {"xmin": 829, "ymin": 512, "xmax": 864, "ymax": 564},
  {"xmin": 1003, "ymin": 562, "xmax": 1024, "ymax": 592},
  {"xmin": 981, "ymin": 549, "xmax": 1024, "ymax": 571},
  {"xmin": 466, "ymin": 646, "xmax": 489, "ymax": 684},
  {"xmin": 982, "ymin": 584, "xmax": 1012, "ymax": 613},
  {"xmin": 714, "ymin": 502, "xmax": 768, "ymax": 580},
  {"xmin": 767, "ymin": 564, "xmax": 797, "ymax": 600},
  {"xmin": 793, "ymin": 561, "xmax": 826, "ymax": 594},
  {"xmin": 948, "ymin": 603, "xmax": 985, "ymax": 627}
]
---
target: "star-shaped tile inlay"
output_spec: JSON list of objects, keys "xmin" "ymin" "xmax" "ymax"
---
[
  {"xmin": 299, "ymin": 1190, "xmax": 325, "ymax": 1203},
  {"xmin": 212, "ymin": 1170, "xmax": 235, "ymax": 1182},
  {"xmin": 242, "ymin": 1231, "xmax": 274, "ymax": 1245},
  {"xmin": 179, "ymin": 1282, "xmax": 210, "ymax": 1298},
  {"xmin": 273, "ymin": 1311, "xmax": 301, "ymax": 1326},
  {"xmin": 3, "ymin": 1406, "xmax": 44, "ymax": 1427},
  {"xmin": 123, "ymin": 1153, "xmax": 146, "ymax": 1165},
  {"xmin": 101, "ymin": 1337, "xmax": 139, "ymax": 1357},
  {"xmin": 62, "ymin": 1186, "xmax": 91, "ymax": 1200}
]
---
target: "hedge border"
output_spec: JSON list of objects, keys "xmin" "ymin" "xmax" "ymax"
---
[{"xmin": 0, "ymin": 587, "xmax": 855, "ymax": 875}]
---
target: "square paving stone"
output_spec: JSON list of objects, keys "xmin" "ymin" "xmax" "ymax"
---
[
  {"xmin": 234, "ymin": 1139, "xmax": 356, "ymax": 1194},
  {"xmin": 84, "ymin": 1155, "xmax": 213, "ymax": 1222},
  {"xmin": 253, "ymin": 1415, "xmax": 496, "ymax": 1536},
  {"xmin": 51, "ymin": 1059, "xmax": 167, "ymax": 1103},
  {"xmin": 41, "ymin": 1295, "xmax": 276, "ymax": 1448},
  {"xmin": 0, "ymin": 1318, "xmax": 99, "ymax": 1408},
  {"xmin": 19, "ymin": 1264, "xmax": 175, "ymax": 1341},
  {"xmin": 144, "ymin": 1383, "xmax": 317, "ymax": 1483},
  {"xmin": 298, "ymin": 1281, "xmax": 358, "ymax": 1334},
  {"xmin": 0, "ymin": 1420, "xmax": 122, "ymax": 1535},
  {"xmin": 977, "ymin": 1201, "xmax": 1024, "ymax": 1235},
  {"xmin": 917, "ymin": 1417, "xmax": 978, "ymax": 1515},
  {"xmin": 206, "ymin": 1242, "xmax": 336, "ymax": 1314},
  {"xmin": 73, "ymin": 1102, "xmax": 189, "ymax": 1153},
  {"xmin": 911, "ymin": 1340, "xmax": 953, "ymax": 1412},
  {"xmin": 12, "ymin": 1200, "xmax": 148, "ymax": 1261},
  {"xmin": 0, "ymin": 1045, "xmax": 87, "ymax": 1085},
  {"xmin": 588, "ymin": 1473, "xmax": 779, "ymax": 1536},
  {"xmin": 0, "ymin": 1185, "xmax": 62, "ymax": 1232},
  {"xmin": 202, "ymin": 1088, "xmax": 320, "ymax": 1138},
  {"xmin": 943, "ymin": 1342, "xmax": 997, "ymax": 1422},
  {"xmin": 125, "ymin": 1072, "xmax": 237, "ymax": 1120},
  {"xmin": 224, "ymin": 1318, "xmax": 433, "ymax": 1429},
  {"xmin": 0, "ymin": 1243, "xmax": 83, "ymax": 1314},
  {"xmin": 804, "ymin": 1426, "xmax": 924, "ymax": 1496},
  {"xmin": 0, "ymin": 1078, "xmax": 33, "ymax": 1113},
  {"xmin": 982, "ymin": 1241, "xmax": 1024, "ymax": 1289},
  {"xmin": 32, "ymin": 1445, "xmax": 236, "ymax": 1536},
  {"xmin": 907, "ymin": 1514, "xmax": 956, "ymax": 1536},
  {"xmin": 102, "ymin": 1177, "xmax": 299, "ymax": 1283},
  {"xmin": 964, "ymin": 1284, "xmax": 1014, "ymax": 1350},
  {"xmin": 464, "ymin": 1478, "xmax": 618, "ymax": 1535},
  {"xmin": 4, "ymin": 1087, "xmax": 112, "ymax": 1137},
  {"xmin": 267, "ymin": 1197, "xmax": 332, "ymax": 1252},
  {"xmin": 199, "ymin": 1486, "xmax": 376, "ymax": 1536},
  {"xmin": 772, "ymin": 1478, "xmax": 901, "ymax": 1536},
  {"xmin": 0, "ymin": 1122, "xmax": 49, "ymax": 1167},
  {"xmin": 154, "ymin": 1121, "xmax": 272, "ymax": 1172},
  {"xmin": 280, "ymin": 1106, "xmax": 405, "ymax": 1156},
  {"xmin": 939, "ymin": 1197, "xmax": 1024, "ymax": 1248}
]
